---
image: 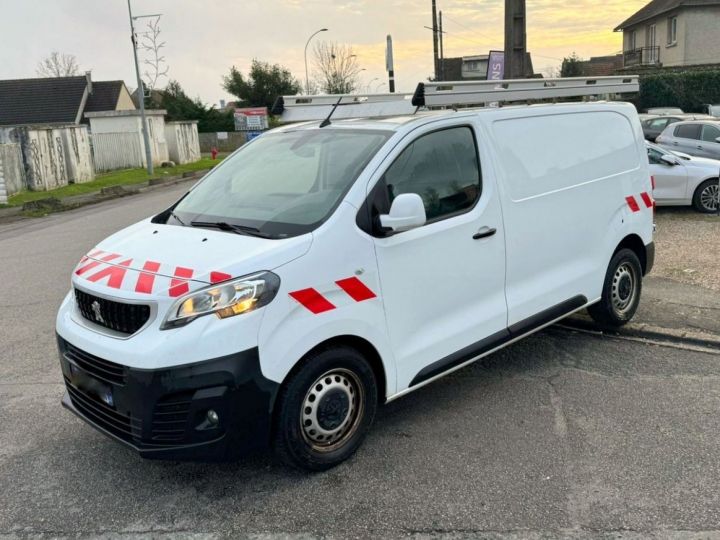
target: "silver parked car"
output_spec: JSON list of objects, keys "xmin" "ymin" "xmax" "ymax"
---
[
  {"xmin": 656, "ymin": 120, "xmax": 720, "ymax": 160},
  {"xmin": 646, "ymin": 141, "xmax": 719, "ymax": 213}
]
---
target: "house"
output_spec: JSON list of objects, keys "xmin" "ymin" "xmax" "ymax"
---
[
  {"xmin": 615, "ymin": 0, "xmax": 720, "ymax": 69},
  {"xmin": 0, "ymin": 73, "xmax": 135, "ymax": 127},
  {"xmin": 578, "ymin": 54, "xmax": 624, "ymax": 76},
  {"xmin": 440, "ymin": 53, "xmax": 535, "ymax": 81}
]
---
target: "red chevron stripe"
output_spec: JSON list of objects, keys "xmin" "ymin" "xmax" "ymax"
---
[
  {"xmin": 289, "ymin": 288, "xmax": 336, "ymax": 314},
  {"xmin": 335, "ymin": 277, "xmax": 377, "ymax": 302}
]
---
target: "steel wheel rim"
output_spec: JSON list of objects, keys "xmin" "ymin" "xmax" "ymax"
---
[
  {"xmin": 300, "ymin": 368, "xmax": 364, "ymax": 452},
  {"xmin": 700, "ymin": 184, "xmax": 719, "ymax": 212},
  {"xmin": 611, "ymin": 262, "xmax": 638, "ymax": 315}
]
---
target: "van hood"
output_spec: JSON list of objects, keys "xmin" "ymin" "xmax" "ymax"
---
[{"xmin": 73, "ymin": 219, "xmax": 312, "ymax": 295}]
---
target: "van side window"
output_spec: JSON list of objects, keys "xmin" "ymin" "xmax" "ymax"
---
[
  {"xmin": 674, "ymin": 124, "xmax": 701, "ymax": 140},
  {"xmin": 382, "ymin": 127, "xmax": 481, "ymax": 221}
]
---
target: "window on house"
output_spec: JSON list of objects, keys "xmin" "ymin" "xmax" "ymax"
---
[
  {"xmin": 667, "ymin": 16, "xmax": 678, "ymax": 44},
  {"xmin": 629, "ymin": 30, "xmax": 637, "ymax": 50}
]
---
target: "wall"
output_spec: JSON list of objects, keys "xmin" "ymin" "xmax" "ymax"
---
[
  {"xmin": 165, "ymin": 122, "xmax": 201, "ymax": 164},
  {"xmin": 0, "ymin": 125, "xmax": 95, "ymax": 191},
  {"xmin": 0, "ymin": 143, "xmax": 25, "ymax": 195},
  {"xmin": 0, "ymin": 153, "xmax": 5, "ymax": 204},
  {"xmin": 683, "ymin": 6, "xmax": 720, "ymax": 66},
  {"xmin": 91, "ymin": 133, "xmax": 144, "ymax": 172},
  {"xmin": 198, "ymin": 131, "xmax": 247, "ymax": 153}
]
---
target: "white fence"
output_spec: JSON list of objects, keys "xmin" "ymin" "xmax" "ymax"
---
[{"xmin": 91, "ymin": 132, "xmax": 144, "ymax": 172}]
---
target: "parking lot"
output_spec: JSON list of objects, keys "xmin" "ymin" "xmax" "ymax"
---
[{"xmin": 2, "ymin": 186, "xmax": 720, "ymax": 538}]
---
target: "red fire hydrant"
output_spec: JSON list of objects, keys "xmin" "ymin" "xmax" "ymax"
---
[{"xmin": 211, "ymin": 147, "xmax": 218, "ymax": 160}]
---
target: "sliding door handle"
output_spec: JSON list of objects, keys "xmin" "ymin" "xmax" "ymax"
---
[{"xmin": 473, "ymin": 226, "xmax": 497, "ymax": 240}]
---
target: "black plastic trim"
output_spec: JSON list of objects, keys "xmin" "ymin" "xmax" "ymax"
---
[
  {"xmin": 58, "ymin": 336, "xmax": 279, "ymax": 461},
  {"xmin": 410, "ymin": 295, "xmax": 588, "ymax": 387},
  {"xmin": 645, "ymin": 241, "xmax": 655, "ymax": 276}
]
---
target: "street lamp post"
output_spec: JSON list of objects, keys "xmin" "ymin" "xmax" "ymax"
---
[
  {"xmin": 366, "ymin": 77, "xmax": 379, "ymax": 93},
  {"xmin": 305, "ymin": 28, "xmax": 328, "ymax": 94},
  {"xmin": 127, "ymin": 0, "xmax": 160, "ymax": 176},
  {"xmin": 375, "ymin": 82, "xmax": 387, "ymax": 93}
]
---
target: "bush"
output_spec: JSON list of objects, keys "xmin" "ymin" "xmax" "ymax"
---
[{"xmin": 638, "ymin": 70, "xmax": 720, "ymax": 112}]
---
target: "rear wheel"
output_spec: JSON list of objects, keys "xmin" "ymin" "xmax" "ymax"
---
[
  {"xmin": 588, "ymin": 248, "xmax": 643, "ymax": 328},
  {"xmin": 273, "ymin": 346, "xmax": 377, "ymax": 471},
  {"xmin": 692, "ymin": 179, "xmax": 719, "ymax": 213}
]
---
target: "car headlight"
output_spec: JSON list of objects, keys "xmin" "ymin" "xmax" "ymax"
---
[{"xmin": 161, "ymin": 271, "xmax": 280, "ymax": 329}]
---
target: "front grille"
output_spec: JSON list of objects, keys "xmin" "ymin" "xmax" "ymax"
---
[
  {"xmin": 75, "ymin": 288, "xmax": 150, "ymax": 335},
  {"xmin": 62, "ymin": 340, "xmax": 126, "ymax": 385},
  {"xmin": 151, "ymin": 392, "xmax": 193, "ymax": 443},
  {"xmin": 65, "ymin": 377, "xmax": 139, "ymax": 442}
]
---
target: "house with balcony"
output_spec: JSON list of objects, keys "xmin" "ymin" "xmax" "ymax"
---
[{"xmin": 615, "ymin": 0, "xmax": 720, "ymax": 70}]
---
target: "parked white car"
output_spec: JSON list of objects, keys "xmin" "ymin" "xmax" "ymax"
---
[
  {"xmin": 656, "ymin": 120, "xmax": 720, "ymax": 160},
  {"xmin": 647, "ymin": 141, "xmax": 720, "ymax": 213},
  {"xmin": 56, "ymin": 93, "xmax": 654, "ymax": 470}
]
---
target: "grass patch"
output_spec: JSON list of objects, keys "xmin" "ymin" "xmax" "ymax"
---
[{"xmin": 6, "ymin": 157, "xmax": 224, "ymax": 207}]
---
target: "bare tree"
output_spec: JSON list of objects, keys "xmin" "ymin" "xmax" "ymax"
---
[
  {"xmin": 36, "ymin": 52, "xmax": 80, "ymax": 77},
  {"xmin": 139, "ymin": 17, "xmax": 169, "ymax": 90},
  {"xmin": 313, "ymin": 42, "xmax": 362, "ymax": 94}
]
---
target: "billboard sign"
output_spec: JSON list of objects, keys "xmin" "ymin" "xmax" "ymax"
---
[
  {"xmin": 487, "ymin": 50, "xmax": 505, "ymax": 81},
  {"xmin": 234, "ymin": 107, "xmax": 269, "ymax": 131}
]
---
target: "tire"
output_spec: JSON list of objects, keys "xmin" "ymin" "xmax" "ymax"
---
[
  {"xmin": 692, "ymin": 179, "xmax": 719, "ymax": 214},
  {"xmin": 273, "ymin": 346, "xmax": 378, "ymax": 471},
  {"xmin": 588, "ymin": 248, "xmax": 643, "ymax": 328}
]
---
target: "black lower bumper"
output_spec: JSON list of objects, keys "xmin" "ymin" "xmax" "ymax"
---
[
  {"xmin": 58, "ymin": 336, "xmax": 279, "ymax": 461},
  {"xmin": 645, "ymin": 241, "xmax": 655, "ymax": 276}
]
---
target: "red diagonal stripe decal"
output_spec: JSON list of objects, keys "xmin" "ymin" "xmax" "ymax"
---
[
  {"xmin": 640, "ymin": 192, "xmax": 653, "ymax": 208},
  {"xmin": 75, "ymin": 253, "xmax": 120, "ymax": 276},
  {"xmin": 169, "ymin": 266, "xmax": 194, "ymax": 297},
  {"xmin": 625, "ymin": 196, "xmax": 640, "ymax": 213},
  {"xmin": 135, "ymin": 260, "xmax": 161, "ymax": 294},
  {"xmin": 210, "ymin": 271, "xmax": 233, "ymax": 284},
  {"xmin": 86, "ymin": 259, "xmax": 133, "ymax": 289},
  {"xmin": 336, "ymin": 277, "xmax": 377, "ymax": 302},
  {"xmin": 289, "ymin": 288, "xmax": 336, "ymax": 314}
]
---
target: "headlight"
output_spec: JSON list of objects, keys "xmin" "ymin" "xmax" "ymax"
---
[{"xmin": 161, "ymin": 271, "xmax": 280, "ymax": 329}]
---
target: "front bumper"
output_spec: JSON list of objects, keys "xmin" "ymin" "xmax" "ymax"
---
[{"xmin": 58, "ymin": 336, "xmax": 279, "ymax": 461}]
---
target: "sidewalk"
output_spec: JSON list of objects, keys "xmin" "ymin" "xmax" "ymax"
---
[{"xmin": 566, "ymin": 276, "xmax": 720, "ymax": 349}]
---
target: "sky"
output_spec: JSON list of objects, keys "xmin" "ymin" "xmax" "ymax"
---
[{"xmin": 0, "ymin": 0, "xmax": 650, "ymax": 105}]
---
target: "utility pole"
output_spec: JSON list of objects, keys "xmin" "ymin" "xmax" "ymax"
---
[
  {"xmin": 439, "ymin": 10, "xmax": 445, "ymax": 81},
  {"xmin": 127, "ymin": 0, "xmax": 156, "ymax": 176},
  {"xmin": 431, "ymin": 0, "xmax": 439, "ymax": 80},
  {"xmin": 504, "ymin": 0, "xmax": 527, "ymax": 79},
  {"xmin": 386, "ymin": 35, "xmax": 396, "ymax": 93}
]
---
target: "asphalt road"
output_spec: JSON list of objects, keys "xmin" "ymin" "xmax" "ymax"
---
[{"xmin": 2, "ymin": 186, "xmax": 720, "ymax": 538}]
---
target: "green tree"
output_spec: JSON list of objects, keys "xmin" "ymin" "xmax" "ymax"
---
[
  {"xmin": 222, "ymin": 60, "xmax": 301, "ymax": 109},
  {"xmin": 560, "ymin": 52, "xmax": 584, "ymax": 77},
  {"xmin": 147, "ymin": 80, "xmax": 234, "ymax": 132}
]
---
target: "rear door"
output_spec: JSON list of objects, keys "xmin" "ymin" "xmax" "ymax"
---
[
  {"xmin": 700, "ymin": 124, "xmax": 720, "ymax": 159},
  {"xmin": 368, "ymin": 121, "xmax": 507, "ymax": 390},
  {"xmin": 647, "ymin": 145, "xmax": 687, "ymax": 202},
  {"xmin": 671, "ymin": 123, "xmax": 703, "ymax": 155}
]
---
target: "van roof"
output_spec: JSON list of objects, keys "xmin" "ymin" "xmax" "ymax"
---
[{"xmin": 273, "ymin": 101, "xmax": 636, "ymax": 133}]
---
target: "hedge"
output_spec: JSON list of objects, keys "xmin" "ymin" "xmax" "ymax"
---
[{"xmin": 636, "ymin": 70, "xmax": 720, "ymax": 113}]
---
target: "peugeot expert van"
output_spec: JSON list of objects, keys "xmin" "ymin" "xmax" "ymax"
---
[{"xmin": 57, "ymin": 92, "xmax": 654, "ymax": 470}]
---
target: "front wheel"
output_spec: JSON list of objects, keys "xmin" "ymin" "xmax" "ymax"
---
[
  {"xmin": 692, "ymin": 179, "xmax": 719, "ymax": 214},
  {"xmin": 588, "ymin": 248, "xmax": 643, "ymax": 328},
  {"xmin": 273, "ymin": 346, "xmax": 378, "ymax": 471}
]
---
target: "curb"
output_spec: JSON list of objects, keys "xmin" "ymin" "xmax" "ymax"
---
[
  {"xmin": 0, "ymin": 168, "xmax": 212, "ymax": 224},
  {"xmin": 561, "ymin": 316, "xmax": 720, "ymax": 351}
]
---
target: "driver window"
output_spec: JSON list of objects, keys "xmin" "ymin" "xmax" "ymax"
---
[{"xmin": 382, "ymin": 127, "xmax": 482, "ymax": 221}]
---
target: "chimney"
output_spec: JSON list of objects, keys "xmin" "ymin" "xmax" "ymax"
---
[{"xmin": 85, "ymin": 71, "xmax": 93, "ymax": 94}]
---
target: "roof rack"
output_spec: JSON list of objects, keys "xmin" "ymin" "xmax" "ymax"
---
[
  {"xmin": 272, "ymin": 93, "xmax": 415, "ymax": 124},
  {"xmin": 271, "ymin": 75, "xmax": 640, "ymax": 124},
  {"xmin": 413, "ymin": 75, "xmax": 640, "ymax": 107}
]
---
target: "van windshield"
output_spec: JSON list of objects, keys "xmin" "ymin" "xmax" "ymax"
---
[{"xmin": 172, "ymin": 128, "xmax": 392, "ymax": 238}]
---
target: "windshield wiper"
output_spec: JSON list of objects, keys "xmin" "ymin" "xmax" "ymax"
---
[{"xmin": 190, "ymin": 221, "xmax": 272, "ymax": 238}]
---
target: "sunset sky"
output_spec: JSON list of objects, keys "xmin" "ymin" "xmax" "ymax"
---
[{"xmin": 0, "ymin": 0, "xmax": 650, "ymax": 104}]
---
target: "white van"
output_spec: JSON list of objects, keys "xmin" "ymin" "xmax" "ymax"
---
[{"xmin": 56, "ymin": 78, "xmax": 654, "ymax": 470}]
